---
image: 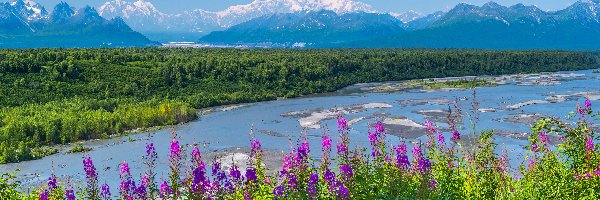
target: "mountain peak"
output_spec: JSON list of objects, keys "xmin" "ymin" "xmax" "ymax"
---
[
  {"xmin": 482, "ymin": 1, "xmax": 503, "ymax": 9},
  {"xmin": 50, "ymin": 1, "xmax": 74, "ymax": 22}
]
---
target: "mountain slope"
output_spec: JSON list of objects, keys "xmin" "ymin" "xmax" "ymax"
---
[
  {"xmin": 341, "ymin": 1, "xmax": 600, "ymax": 50},
  {"xmin": 199, "ymin": 10, "xmax": 403, "ymax": 46},
  {"xmin": 0, "ymin": 1, "xmax": 157, "ymax": 48}
]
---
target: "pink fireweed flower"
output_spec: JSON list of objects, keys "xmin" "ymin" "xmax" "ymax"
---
[
  {"xmin": 337, "ymin": 116, "xmax": 348, "ymax": 133},
  {"xmin": 337, "ymin": 142, "xmax": 348, "ymax": 155},
  {"xmin": 368, "ymin": 131, "xmax": 378, "ymax": 146},
  {"xmin": 586, "ymin": 136, "xmax": 595, "ymax": 152},
  {"xmin": 322, "ymin": 136, "xmax": 332, "ymax": 150},
  {"xmin": 584, "ymin": 99, "xmax": 592, "ymax": 110},
  {"xmin": 451, "ymin": 131, "xmax": 460, "ymax": 141},
  {"xmin": 538, "ymin": 131, "xmax": 549, "ymax": 144},
  {"xmin": 141, "ymin": 176, "xmax": 149, "ymax": 186},
  {"xmin": 65, "ymin": 190, "xmax": 76, "ymax": 200},
  {"xmin": 159, "ymin": 181, "xmax": 172, "ymax": 198},
  {"xmin": 424, "ymin": 121, "xmax": 437, "ymax": 134},
  {"xmin": 120, "ymin": 161, "xmax": 130, "ymax": 176},
  {"xmin": 169, "ymin": 140, "xmax": 181, "ymax": 159},
  {"xmin": 83, "ymin": 156, "xmax": 97, "ymax": 179},
  {"xmin": 395, "ymin": 142, "xmax": 410, "ymax": 169},
  {"xmin": 251, "ymin": 139, "xmax": 262, "ymax": 152},
  {"xmin": 374, "ymin": 121, "xmax": 385, "ymax": 134},
  {"xmin": 100, "ymin": 183, "xmax": 110, "ymax": 200},
  {"xmin": 531, "ymin": 143, "xmax": 539, "ymax": 152},
  {"xmin": 39, "ymin": 190, "xmax": 49, "ymax": 200},
  {"xmin": 438, "ymin": 133, "xmax": 445, "ymax": 144}
]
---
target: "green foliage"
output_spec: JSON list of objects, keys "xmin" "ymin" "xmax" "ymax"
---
[{"xmin": 66, "ymin": 143, "xmax": 92, "ymax": 154}]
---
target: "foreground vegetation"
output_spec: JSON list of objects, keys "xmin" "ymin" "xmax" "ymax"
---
[
  {"xmin": 0, "ymin": 98, "xmax": 598, "ymax": 199},
  {"xmin": 1, "ymin": 48, "xmax": 599, "ymax": 163}
]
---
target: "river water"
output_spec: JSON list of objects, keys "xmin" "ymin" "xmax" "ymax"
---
[{"xmin": 1, "ymin": 69, "xmax": 599, "ymax": 190}]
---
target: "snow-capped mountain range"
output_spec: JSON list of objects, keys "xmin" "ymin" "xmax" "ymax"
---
[
  {"xmin": 96, "ymin": 0, "xmax": 405, "ymax": 40},
  {"xmin": 0, "ymin": 0, "xmax": 155, "ymax": 48}
]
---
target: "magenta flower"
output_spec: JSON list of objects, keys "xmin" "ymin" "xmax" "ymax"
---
[
  {"xmin": 395, "ymin": 142, "xmax": 410, "ymax": 169},
  {"xmin": 339, "ymin": 164, "xmax": 354, "ymax": 179},
  {"xmin": 229, "ymin": 165, "xmax": 241, "ymax": 181},
  {"xmin": 338, "ymin": 184, "xmax": 349, "ymax": 199},
  {"xmin": 374, "ymin": 121, "xmax": 385, "ymax": 134},
  {"xmin": 531, "ymin": 143, "xmax": 539, "ymax": 152},
  {"xmin": 159, "ymin": 181, "xmax": 172, "ymax": 198},
  {"xmin": 120, "ymin": 161, "xmax": 130, "ymax": 176},
  {"xmin": 322, "ymin": 136, "xmax": 332, "ymax": 150},
  {"xmin": 251, "ymin": 139, "xmax": 262, "ymax": 151},
  {"xmin": 437, "ymin": 133, "xmax": 445, "ymax": 144},
  {"xmin": 47, "ymin": 175, "xmax": 57, "ymax": 190},
  {"xmin": 246, "ymin": 168, "xmax": 257, "ymax": 183},
  {"xmin": 273, "ymin": 186, "xmax": 285, "ymax": 199},
  {"xmin": 337, "ymin": 116, "xmax": 348, "ymax": 133},
  {"xmin": 586, "ymin": 136, "xmax": 595, "ymax": 152},
  {"xmin": 100, "ymin": 183, "xmax": 111, "ymax": 200},
  {"xmin": 65, "ymin": 190, "xmax": 76, "ymax": 200},
  {"xmin": 538, "ymin": 131, "xmax": 549, "ymax": 144},
  {"xmin": 584, "ymin": 99, "xmax": 592, "ymax": 110},
  {"xmin": 336, "ymin": 143, "xmax": 348, "ymax": 155},
  {"xmin": 83, "ymin": 156, "xmax": 97, "ymax": 179},
  {"xmin": 169, "ymin": 140, "xmax": 181, "ymax": 159},
  {"xmin": 451, "ymin": 131, "xmax": 460, "ymax": 141},
  {"xmin": 39, "ymin": 190, "xmax": 49, "ymax": 200}
]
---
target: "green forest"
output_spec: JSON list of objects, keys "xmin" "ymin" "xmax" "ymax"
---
[{"xmin": 1, "ymin": 48, "xmax": 598, "ymax": 163}]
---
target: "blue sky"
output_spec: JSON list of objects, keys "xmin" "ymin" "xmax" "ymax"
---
[{"xmin": 33, "ymin": 0, "xmax": 579, "ymax": 14}]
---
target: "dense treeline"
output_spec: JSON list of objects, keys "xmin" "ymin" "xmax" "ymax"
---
[{"xmin": 0, "ymin": 48, "xmax": 598, "ymax": 163}]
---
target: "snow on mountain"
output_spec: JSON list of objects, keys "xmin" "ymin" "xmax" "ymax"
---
[
  {"xmin": 390, "ymin": 10, "xmax": 424, "ymax": 23},
  {"xmin": 97, "ymin": 0, "xmax": 375, "ymax": 39},
  {"xmin": 10, "ymin": 0, "xmax": 48, "ymax": 20}
]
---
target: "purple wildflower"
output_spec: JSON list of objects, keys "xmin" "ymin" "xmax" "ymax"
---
[
  {"xmin": 374, "ymin": 121, "xmax": 385, "ymax": 134},
  {"xmin": 538, "ymin": 131, "xmax": 549, "ymax": 144},
  {"xmin": 368, "ymin": 131, "xmax": 378, "ymax": 146},
  {"xmin": 338, "ymin": 184, "xmax": 350, "ymax": 199},
  {"xmin": 438, "ymin": 133, "xmax": 445, "ymax": 144},
  {"xmin": 251, "ymin": 139, "xmax": 262, "ymax": 151},
  {"xmin": 324, "ymin": 170, "xmax": 336, "ymax": 183},
  {"xmin": 531, "ymin": 143, "xmax": 539, "ymax": 152},
  {"xmin": 229, "ymin": 165, "xmax": 242, "ymax": 181},
  {"xmin": 192, "ymin": 166, "xmax": 207, "ymax": 192},
  {"xmin": 145, "ymin": 143, "xmax": 156, "ymax": 158},
  {"xmin": 120, "ymin": 161, "xmax": 130, "ymax": 177},
  {"xmin": 246, "ymin": 168, "xmax": 257, "ymax": 183},
  {"xmin": 83, "ymin": 157, "xmax": 97, "ymax": 179},
  {"xmin": 451, "ymin": 131, "xmax": 461, "ymax": 141},
  {"xmin": 287, "ymin": 173, "xmax": 298, "ymax": 189},
  {"xmin": 429, "ymin": 179, "xmax": 437, "ymax": 189},
  {"xmin": 65, "ymin": 190, "xmax": 76, "ymax": 200},
  {"xmin": 322, "ymin": 136, "xmax": 332, "ymax": 150},
  {"xmin": 47, "ymin": 176, "xmax": 57, "ymax": 190},
  {"xmin": 586, "ymin": 136, "xmax": 595, "ymax": 152},
  {"xmin": 159, "ymin": 181, "xmax": 172, "ymax": 198},
  {"xmin": 336, "ymin": 143, "xmax": 348, "ymax": 155},
  {"xmin": 273, "ymin": 186, "xmax": 285, "ymax": 199},
  {"xmin": 39, "ymin": 190, "xmax": 49, "ymax": 200},
  {"xmin": 584, "ymin": 99, "xmax": 592, "ymax": 110},
  {"xmin": 339, "ymin": 165, "xmax": 354, "ymax": 179},
  {"xmin": 134, "ymin": 184, "xmax": 147, "ymax": 199},
  {"xmin": 395, "ymin": 142, "xmax": 410, "ymax": 169},
  {"xmin": 100, "ymin": 183, "xmax": 111, "ymax": 200},
  {"xmin": 297, "ymin": 141, "xmax": 310, "ymax": 160},
  {"xmin": 338, "ymin": 116, "xmax": 348, "ymax": 133},
  {"xmin": 169, "ymin": 140, "xmax": 181, "ymax": 159}
]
